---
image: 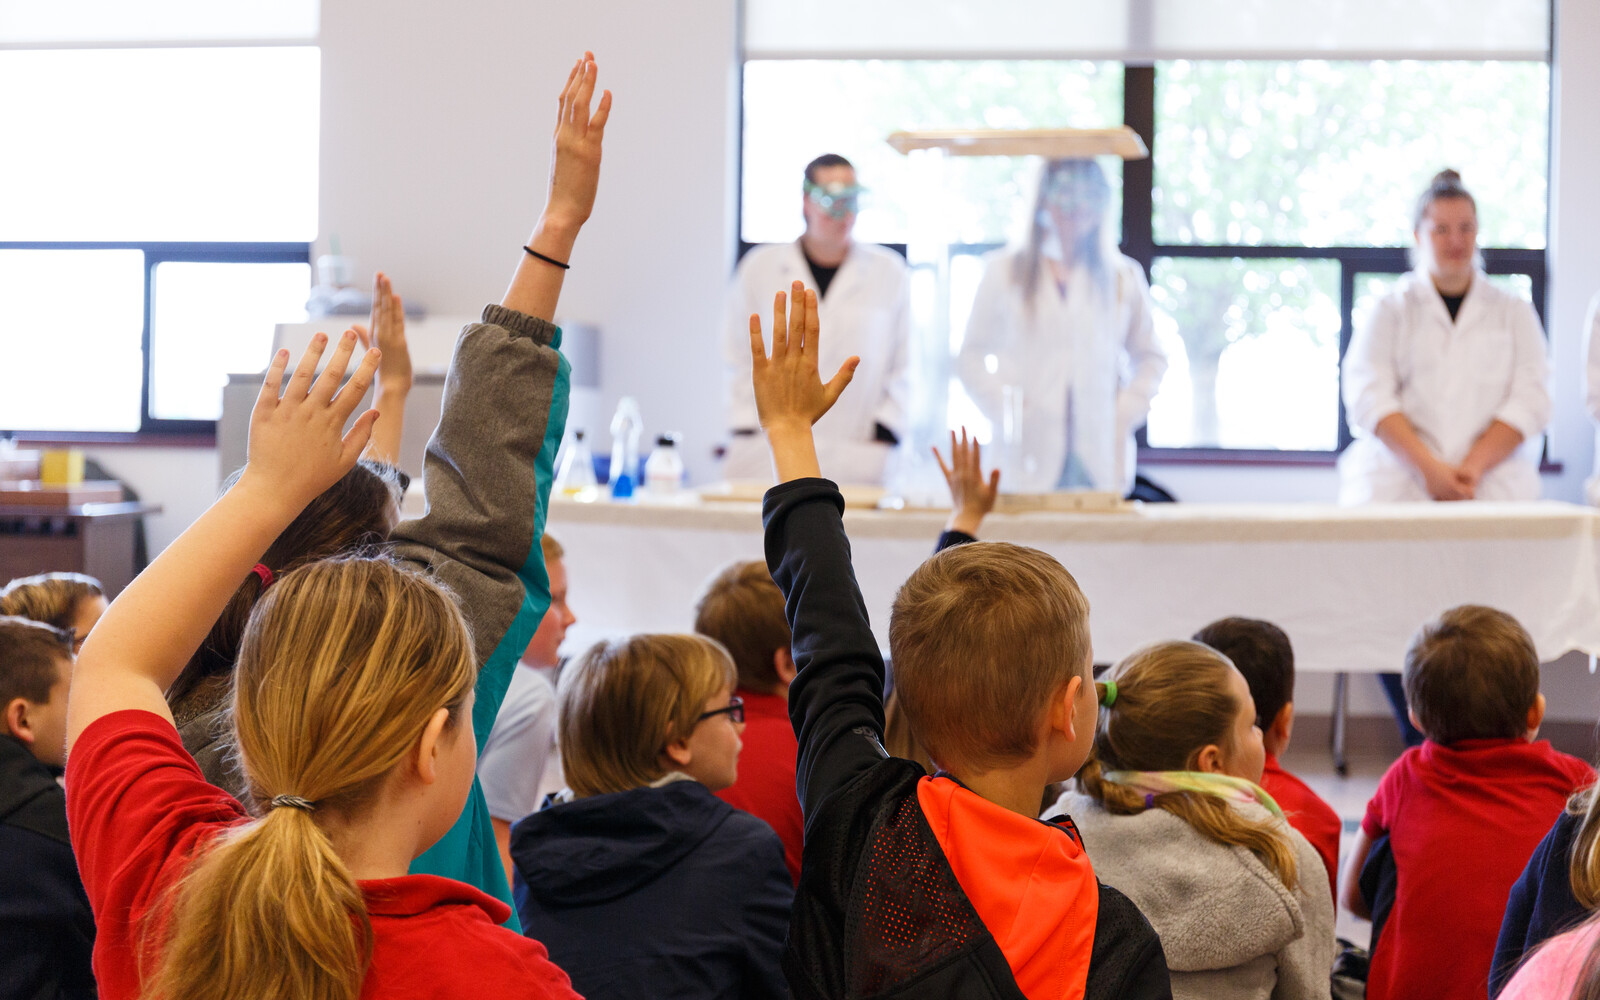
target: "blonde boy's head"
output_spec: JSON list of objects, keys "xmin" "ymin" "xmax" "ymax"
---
[
  {"xmin": 1404, "ymin": 605, "xmax": 1540, "ymax": 745},
  {"xmin": 889, "ymin": 542, "xmax": 1091, "ymax": 771},
  {"xmin": 558, "ymin": 634, "xmax": 737, "ymax": 798},
  {"xmin": 693, "ymin": 560, "xmax": 792, "ymax": 695}
]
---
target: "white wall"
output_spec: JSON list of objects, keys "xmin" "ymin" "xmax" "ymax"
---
[{"xmin": 83, "ymin": 0, "xmax": 1600, "ymax": 718}]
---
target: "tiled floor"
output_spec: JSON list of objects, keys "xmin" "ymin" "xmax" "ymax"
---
[{"xmin": 1279, "ymin": 740, "xmax": 1396, "ymax": 948}]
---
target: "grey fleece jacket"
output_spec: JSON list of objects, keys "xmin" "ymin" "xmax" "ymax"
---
[{"xmin": 1055, "ymin": 790, "xmax": 1335, "ymax": 1000}]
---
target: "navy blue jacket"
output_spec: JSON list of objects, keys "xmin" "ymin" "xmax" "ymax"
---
[
  {"xmin": 0, "ymin": 734, "xmax": 95, "ymax": 1000},
  {"xmin": 510, "ymin": 778, "xmax": 792, "ymax": 1000},
  {"xmin": 1491, "ymin": 808, "xmax": 1591, "ymax": 996}
]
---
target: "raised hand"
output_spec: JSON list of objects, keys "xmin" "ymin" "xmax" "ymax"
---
[
  {"xmin": 934, "ymin": 428, "xmax": 1000, "ymax": 536},
  {"xmin": 545, "ymin": 52, "xmax": 612, "ymax": 231},
  {"xmin": 749, "ymin": 281, "xmax": 859, "ymax": 484},
  {"xmin": 242, "ymin": 331, "xmax": 382, "ymax": 515},
  {"xmin": 353, "ymin": 272, "xmax": 411, "ymax": 464}
]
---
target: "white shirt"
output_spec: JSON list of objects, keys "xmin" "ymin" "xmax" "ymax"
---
[
  {"xmin": 721, "ymin": 240, "xmax": 911, "ymax": 485},
  {"xmin": 958, "ymin": 248, "xmax": 1166, "ymax": 494},
  {"xmin": 478, "ymin": 665, "xmax": 564, "ymax": 823},
  {"xmin": 1581, "ymin": 291, "xmax": 1600, "ymax": 505},
  {"xmin": 1339, "ymin": 270, "xmax": 1550, "ymax": 503}
]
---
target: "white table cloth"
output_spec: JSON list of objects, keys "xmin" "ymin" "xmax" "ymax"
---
[{"xmin": 545, "ymin": 497, "xmax": 1600, "ymax": 675}]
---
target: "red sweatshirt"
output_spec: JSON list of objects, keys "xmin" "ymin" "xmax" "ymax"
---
[{"xmin": 716, "ymin": 687, "xmax": 803, "ymax": 883}]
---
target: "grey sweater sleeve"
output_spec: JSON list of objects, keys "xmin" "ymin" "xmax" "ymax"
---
[
  {"xmin": 1272, "ymin": 829, "xmax": 1336, "ymax": 1000},
  {"xmin": 389, "ymin": 304, "xmax": 569, "ymax": 749}
]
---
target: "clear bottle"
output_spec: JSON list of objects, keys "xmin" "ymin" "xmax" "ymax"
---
[
  {"xmin": 555, "ymin": 429, "xmax": 599, "ymax": 502},
  {"xmin": 644, "ymin": 433, "xmax": 684, "ymax": 497},
  {"xmin": 608, "ymin": 397, "xmax": 644, "ymax": 501}
]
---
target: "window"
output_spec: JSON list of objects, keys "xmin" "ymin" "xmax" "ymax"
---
[
  {"xmin": 1, "ymin": 15, "xmax": 319, "ymax": 437},
  {"xmin": 739, "ymin": 0, "xmax": 1552, "ymax": 467}
]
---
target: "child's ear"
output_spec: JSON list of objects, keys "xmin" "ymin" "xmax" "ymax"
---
[
  {"xmin": 1266, "ymin": 702, "xmax": 1295, "ymax": 750},
  {"xmin": 1193, "ymin": 743, "xmax": 1226, "ymax": 774},
  {"xmin": 1050, "ymin": 676, "xmax": 1084, "ymax": 742},
  {"xmin": 412, "ymin": 707, "xmax": 452, "ymax": 785},
  {"xmin": 3, "ymin": 698, "xmax": 34, "ymax": 745},
  {"xmin": 773, "ymin": 647, "xmax": 797, "ymax": 689},
  {"xmin": 662, "ymin": 734, "xmax": 693, "ymax": 770},
  {"xmin": 1527, "ymin": 693, "xmax": 1546, "ymax": 738}
]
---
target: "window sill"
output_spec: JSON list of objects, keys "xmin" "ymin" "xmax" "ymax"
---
[
  {"xmin": 4, "ymin": 430, "xmax": 217, "ymax": 449},
  {"xmin": 1139, "ymin": 448, "xmax": 1338, "ymax": 467}
]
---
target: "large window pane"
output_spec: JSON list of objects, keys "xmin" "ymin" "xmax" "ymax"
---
[
  {"xmin": 1153, "ymin": 61, "xmax": 1548, "ymax": 249},
  {"xmin": 0, "ymin": 47, "xmax": 319, "ymax": 242},
  {"xmin": 0, "ymin": 251, "xmax": 144, "ymax": 432},
  {"xmin": 149, "ymin": 262, "xmax": 312, "ymax": 421},
  {"xmin": 1145, "ymin": 257, "xmax": 1342, "ymax": 450},
  {"xmin": 0, "ymin": 0, "xmax": 318, "ymax": 44},
  {"xmin": 742, "ymin": 60, "xmax": 1123, "ymax": 245}
]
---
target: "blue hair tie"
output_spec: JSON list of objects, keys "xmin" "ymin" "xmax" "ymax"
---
[{"xmin": 1144, "ymin": 793, "xmax": 1155, "ymax": 808}]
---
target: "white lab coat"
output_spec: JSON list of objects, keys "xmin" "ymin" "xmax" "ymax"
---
[
  {"xmin": 957, "ymin": 248, "xmax": 1166, "ymax": 494},
  {"xmin": 1582, "ymin": 292, "xmax": 1600, "ymax": 505},
  {"xmin": 721, "ymin": 240, "xmax": 911, "ymax": 485},
  {"xmin": 1339, "ymin": 270, "xmax": 1550, "ymax": 504}
]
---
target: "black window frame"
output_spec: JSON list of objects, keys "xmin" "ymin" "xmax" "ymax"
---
[
  {"xmin": 735, "ymin": 58, "xmax": 1553, "ymax": 466},
  {"xmin": 0, "ymin": 240, "xmax": 313, "ymax": 443}
]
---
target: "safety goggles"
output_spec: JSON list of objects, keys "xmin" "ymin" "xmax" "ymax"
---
[{"xmin": 804, "ymin": 181, "xmax": 865, "ymax": 219}]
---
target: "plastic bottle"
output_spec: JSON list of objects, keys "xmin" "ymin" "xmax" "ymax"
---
[
  {"xmin": 644, "ymin": 433, "xmax": 685, "ymax": 497},
  {"xmin": 608, "ymin": 397, "xmax": 643, "ymax": 501},
  {"xmin": 555, "ymin": 429, "xmax": 599, "ymax": 502}
]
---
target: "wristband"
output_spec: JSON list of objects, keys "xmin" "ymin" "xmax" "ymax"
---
[{"xmin": 523, "ymin": 245, "xmax": 571, "ymax": 270}]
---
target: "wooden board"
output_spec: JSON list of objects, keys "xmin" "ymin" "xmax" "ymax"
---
[{"xmin": 886, "ymin": 126, "xmax": 1148, "ymax": 160}]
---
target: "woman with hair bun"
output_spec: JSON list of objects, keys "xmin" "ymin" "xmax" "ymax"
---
[{"xmin": 1339, "ymin": 169, "xmax": 1551, "ymax": 503}]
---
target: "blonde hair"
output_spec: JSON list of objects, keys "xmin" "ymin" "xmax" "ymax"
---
[
  {"xmin": 693, "ymin": 560, "xmax": 791, "ymax": 694},
  {"xmin": 889, "ymin": 541, "xmax": 1091, "ymax": 771},
  {"xmin": 1566, "ymin": 781, "xmax": 1600, "ymax": 908},
  {"xmin": 0, "ymin": 572, "xmax": 104, "ymax": 633},
  {"xmin": 558, "ymin": 634, "xmax": 736, "ymax": 798},
  {"xmin": 540, "ymin": 533, "xmax": 564, "ymax": 564},
  {"xmin": 1079, "ymin": 641, "xmax": 1298, "ymax": 889},
  {"xmin": 144, "ymin": 556, "xmax": 476, "ymax": 1000}
]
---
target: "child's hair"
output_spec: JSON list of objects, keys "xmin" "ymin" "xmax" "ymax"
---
[
  {"xmin": 557, "ymin": 634, "xmax": 736, "ymax": 798},
  {"xmin": 145, "ymin": 555, "xmax": 476, "ymax": 1000},
  {"xmin": 1078, "ymin": 641, "xmax": 1298, "ymax": 889},
  {"xmin": 883, "ymin": 689, "xmax": 933, "ymax": 774},
  {"xmin": 1403, "ymin": 604, "xmax": 1538, "ymax": 745},
  {"xmin": 1192, "ymin": 617, "xmax": 1294, "ymax": 728},
  {"xmin": 541, "ymin": 532, "xmax": 565, "ymax": 564},
  {"xmin": 693, "ymin": 560, "xmax": 791, "ymax": 694},
  {"xmin": 889, "ymin": 541, "xmax": 1091, "ymax": 771},
  {"xmin": 0, "ymin": 615, "xmax": 72, "ymax": 707},
  {"xmin": 1566, "ymin": 782, "xmax": 1600, "ymax": 909},
  {"xmin": 0, "ymin": 572, "xmax": 104, "ymax": 633},
  {"xmin": 167, "ymin": 462, "xmax": 402, "ymax": 703},
  {"xmin": 1414, "ymin": 167, "xmax": 1476, "ymax": 230}
]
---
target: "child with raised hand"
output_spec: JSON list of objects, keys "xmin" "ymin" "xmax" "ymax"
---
[
  {"xmin": 65, "ymin": 334, "xmax": 581, "ymax": 1000},
  {"xmin": 509, "ymin": 633, "xmax": 792, "ymax": 1000},
  {"xmin": 1056, "ymin": 641, "xmax": 1335, "ymax": 999},
  {"xmin": 752, "ymin": 280, "xmax": 1171, "ymax": 999},
  {"xmin": 163, "ymin": 54, "xmax": 609, "ymax": 924}
]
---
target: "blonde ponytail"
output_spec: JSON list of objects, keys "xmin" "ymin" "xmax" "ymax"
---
[
  {"xmin": 144, "ymin": 556, "xmax": 476, "ymax": 1000},
  {"xmin": 1082, "ymin": 641, "xmax": 1298, "ymax": 890},
  {"xmin": 1568, "ymin": 782, "xmax": 1600, "ymax": 908}
]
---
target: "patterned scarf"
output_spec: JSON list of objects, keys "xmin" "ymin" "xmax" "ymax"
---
[{"xmin": 1101, "ymin": 769, "xmax": 1284, "ymax": 819}]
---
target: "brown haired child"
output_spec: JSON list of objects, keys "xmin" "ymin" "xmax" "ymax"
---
[
  {"xmin": 750, "ymin": 281, "xmax": 1169, "ymax": 998},
  {"xmin": 1343, "ymin": 605, "xmax": 1593, "ymax": 1000}
]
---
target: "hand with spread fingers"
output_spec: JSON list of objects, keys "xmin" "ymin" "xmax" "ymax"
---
[
  {"xmin": 353, "ymin": 271, "xmax": 411, "ymax": 464},
  {"xmin": 934, "ymin": 427, "xmax": 1000, "ymax": 536},
  {"xmin": 750, "ymin": 280, "xmax": 860, "ymax": 483}
]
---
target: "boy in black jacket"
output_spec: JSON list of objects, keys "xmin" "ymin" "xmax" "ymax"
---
[
  {"xmin": 0, "ymin": 616, "xmax": 95, "ymax": 999},
  {"xmin": 749, "ymin": 282, "xmax": 1170, "ymax": 1000}
]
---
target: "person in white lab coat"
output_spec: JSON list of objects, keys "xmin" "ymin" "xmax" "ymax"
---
[
  {"xmin": 1339, "ymin": 169, "xmax": 1551, "ymax": 504},
  {"xmin": 957, "ymin": 158, "xmax": 1166, "ymax": 495},
  {"xmin": 1582, "ymin": 292, "xmax": 1600, "ymax": 505},
  {"xmin": 721, "ymin": 153, "xmax": 910, "ymax": 485}
]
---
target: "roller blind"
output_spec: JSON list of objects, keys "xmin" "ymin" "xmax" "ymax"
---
[
  {"xmin": 743, "ymin": 0, "xmax": 1549, "ymax": 61},
  {"xmin": 0, "ymin": 0, "xmax": 318, "ymax": 46}
]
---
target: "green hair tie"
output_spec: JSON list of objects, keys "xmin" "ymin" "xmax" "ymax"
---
[{"xmin": 1099, "ymin": 680, "xmax": 1118, "ymax": 707}]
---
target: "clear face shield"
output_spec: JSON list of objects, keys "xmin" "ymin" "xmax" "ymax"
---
[{"xmin": 804, "ymin": 180, "xmax": 865, "ymax": 219}]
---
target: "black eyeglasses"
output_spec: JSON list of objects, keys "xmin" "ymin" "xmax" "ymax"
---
[{"xmin": 697, "ymin": 697, "xmax": 745, "ymax": 725}]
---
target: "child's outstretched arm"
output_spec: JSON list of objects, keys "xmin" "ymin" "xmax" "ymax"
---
[
  {"xmin": 67, "ymin": 334, "xmax": 380, "ymax": 750},
  {"xmin": 933, "ymin": 426, "xmax": 998, "ymax": 545},
  {"xmin": 756, "ymin": 283, "xmax": 899, "ymax": 822}
]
